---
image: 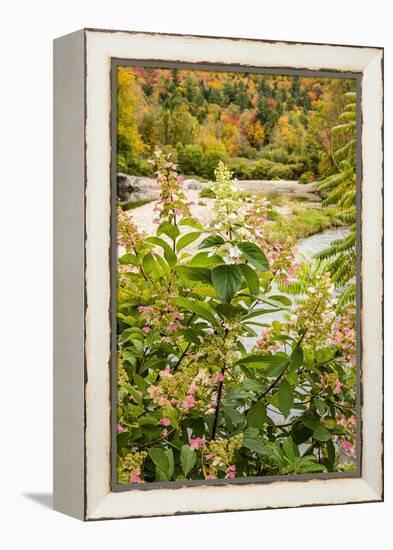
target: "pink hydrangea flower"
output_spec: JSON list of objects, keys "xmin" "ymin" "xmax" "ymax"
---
[
  {"xmin": 129, "ymin": 468, "xmax": 142, "ymax": 483},
  {"xmin": 188, "ymin": 384, "xmax": 199, "ymax": 395},
  {"xmin": 182, "ymin": 394, "xmax": 196, "ymax": 409},
  {"xmin": 157, "ymin": 396, "xmax": 171, "ymax": 407},
  {"xmin": 167, "ymin": 322, "xmax": 182, "ymax": 332},
  {"xmin": 341, "ymin": 441, "xmax": 355, "ymax": 457},
  {"xmin": 159, "ymin": 367, "xmax": 171, "ymax": 378},
  {"xmin": 212, "ymin": 372, "xmax": 224, "ymax": 383},
  {"xmin": 333, "ymin": 379, "xmax": 343, "ymax": 395},
  {"xmin": 138, "ymin": 306, "xmax": 154, "ymax": 313},
  {"xmin": 143, "ymin": 326, "xmax": 151, "ymax": 333},
  {"xmin": 188, "ymin": 437, "xmax": 205, "ymax": 450},
  {"xmin": 226, "ymin": 465, "xmax": 237, "ymax": 478},
  {"xmin": 147, "ymin": 385, "xmax": 159, "ymax": 397},
  {"xmin": 116, "ymin": 424, "xmax": 125, "ymax": 433},
  {"xmin": 159, "ymin": 418, "xmax": 171, "ymax": 427}
]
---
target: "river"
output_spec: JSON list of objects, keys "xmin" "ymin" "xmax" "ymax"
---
[{"xmin": 244, "ymin": 225, "xmax": 350, "ymax": 350}]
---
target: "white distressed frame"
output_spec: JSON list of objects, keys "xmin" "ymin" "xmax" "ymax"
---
[{"xmin": 54, "ymin": 29, "xmax": 383, "ymax": 521}]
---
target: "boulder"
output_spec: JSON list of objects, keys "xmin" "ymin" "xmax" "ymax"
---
[
  {"xmin": 183, "ymin": 179, "xmax": 203, "ymax": 190},
  {"xmin": 117, "ymin": 174, "xmax": 159, "ymax": 204}
]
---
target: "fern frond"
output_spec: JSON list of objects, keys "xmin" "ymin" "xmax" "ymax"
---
[
  {"xmin": 331, "ymin": 121, "xmax": 356, "ymax": 135},
  {"xmin": 322, "ymin": 180, "xmax": 354, "ymax": 206},
  {"xmin": 337, "ymin": 284, "xmax": 356, "ymax": 313},
  {"xmin": 343, "ymin": 102, "xmax": 356, "ymax": 112},
  {"xmin": 317, "ymin": 169, "xmax": 353, "ymax": 193},
  {"xmin": 334, "ymin": 139, "xmax": 356, "ymax": 162},
  {"xmin": 335, "ymin": 207, "xmax": 356, "ymax": 224},
  {"xmin": 344, "ymin": 92, "xmax": 356, "ymax": 102},
  {"xmin": 339, "ymin": 111, "xmax": 356, "ymax": 123},
  {"xmin": 337, "ymin": 188, "xmax": 356, "ymax": 208}
]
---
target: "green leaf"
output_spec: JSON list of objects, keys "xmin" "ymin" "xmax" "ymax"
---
[
  {"xmin": 175, "ymin": 296, "xmax": 216, "ymax": 324},
  {"xmin": 145, "ymin": 236, "xmax": 177, "ymax": 266},
  {"xmin": 239, "ymin": 264, "xmax": 260, "ymax": 295},
  {"xmin": 155, "ymin": 254, "xmax": 171, "ymax": 276},
  {"xmin": 155, "ymin": 468, "xmax": 169, "ymax": 482},
  {"xmin": 179, "ymin": 217, "xmax": 203, "ymax": 230},
  {"xmin": 242, "ymin": 308, "xmax": 281, "ymax": 321},
  {"xmin": 122, "ymin": 384, "xmax": 143, "ymax": 405},
  {"xmin": 165, "ymin": 448, "xmax": 174, "ymax": 479},
  {"xmin": 157, "ymin": 221, "xmax": 180, "ymax": 240},
  {"xmin": 268, "ymin": 295, "xmax": 292, "ymax": 306},
  {"xmin": 315, "ymin": 398, "xmax": 326, "ymax": 416},
  {"xmin": 266, "ymin": 360, "xmax": 289, "ymax": 378},
  {"xmin": 292, "ymin": 424, "xmax": 313, "ymax": 445},
  {"xmin": 247, "ymin": 401, "xmax": 267, "ymax": 429},
  {"xmin": 180, "ymin": 445, "xmax": 196, "ymax": 477},
  {"xmin": 198, "ymin": 234, "xmax": 225, "ymax": 249},
  {"xmin": 255, "ymin": 295, "xmax": 290, "ymax": 310},
  {"xmin": 148, "ymin": 447, "xmax": 171, "ymax": 479},
  {"xmin": 211, "ymin": 264, "xmax": 242, "ymax": 303},
  {"xmin": 180, "ymin": 328, "xmax": 202, "ymax": 345},
  {"xmin": 243, "ymin": 429, "xmax": 266, "ymax": 455},
  {"xmin": 216, "ymin": 303, "xmax": 246, "ymax": 318},
  {"xmin": 313, "ymin": 423, "xmax": 332, "ymax": 442},
  {"xmin": 223, "ymin": 406, "xmax": 244, "ymax": 425},
  {"xmin": 176, "ymin": 231, "xmax": 201, "ymax": 252},
  {"xmin": 142, "ymin": 253, "xmax": 156, "ymax": 274},
  {"xmin": 133, "ymin": 373, "xmax": 148, "ymax": 392},
  {"xmin": 277, "ymin": 380, "xmax": 294, "ymax": 418},
  {"xmin": 237, "ymin": 242, "xmax": 269, "ymax": 271},
  {"xmin": 119, "ymin": 253, "xmax": 139, "ymax": 266},
  {"xmin": 189, "ymin": 252, "xmax": 223, "ymax": 267},
  {"xmin": 117, "ymin": 431, "xmax": 131, "ymax": 449},
  {"xmin": 326, "ymin": 440, "xmax": 336, "ymax": 468},
  {"xmin": 282, "ymin": 437, "xmax": 296, "ymax": 461},
  {"xmin": 241, "ymin": 379, "xmax": 265, "ymax": 392},
  {"xmin": 175, "ymin": 265, "xmax": 212, "ymax": 284},
  {"xmin": 290, "ymin": 345, "xmax": 304, "ymax": 369},
  {"xmin": 237, "ymin": 353, "xmax": 288, "ymax": 366}
]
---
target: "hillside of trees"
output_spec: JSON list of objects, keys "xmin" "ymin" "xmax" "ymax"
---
[{"xmin": 117, "ymin": 66, "xmax": 356, "ymax": 182}]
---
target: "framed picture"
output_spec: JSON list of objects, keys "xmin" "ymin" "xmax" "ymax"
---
[{"xmin": 53, "ymin": 28, "xmax": 383, "ymax": 520}]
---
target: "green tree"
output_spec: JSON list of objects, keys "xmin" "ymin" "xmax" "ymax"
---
[{"xmin": 168, "ymin": 104, "xmax": 199, "ymax": 146}]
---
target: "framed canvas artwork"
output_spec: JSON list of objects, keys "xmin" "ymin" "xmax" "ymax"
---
[{"xmin": 53, "ymin": 29, "xmax": 383, "ymax": 520}]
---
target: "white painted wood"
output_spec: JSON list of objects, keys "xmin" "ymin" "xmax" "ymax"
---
[{"xmin": 53, "ymin": 29, "xmax": 86, "ymax": 520}]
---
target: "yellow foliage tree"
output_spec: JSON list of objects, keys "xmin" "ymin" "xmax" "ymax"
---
[{"xmin": 117, "ymin": 68, "xmax": 145, "ymax": 172}]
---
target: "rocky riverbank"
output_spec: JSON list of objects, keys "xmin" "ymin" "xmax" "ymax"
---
[{"xmin": 117, "ymin": 173, "xmax": 320, "ymax": 205}]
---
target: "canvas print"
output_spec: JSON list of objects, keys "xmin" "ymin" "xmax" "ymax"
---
[{"xmin": 115, "ymin": 65, "xmax": 358, "ymax": 485}]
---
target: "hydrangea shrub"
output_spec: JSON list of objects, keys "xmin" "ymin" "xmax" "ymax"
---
[{"xmin": 116, "ymin": 151, "xmax": 356, "ymax": 484}]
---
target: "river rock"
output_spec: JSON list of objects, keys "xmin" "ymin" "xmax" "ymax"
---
[
  {"xmin": 118, "ymin": 173, "xmax": 319, "ymax": 203},
  {"xmin": 117, "ymin": 174, "xmax": 159, "ymax": 204},
  {"xmin": 183, "ymin": 179, "xmax": 203, "ymax": 190},
  {"xmin": 234, "ymin": 180, "xmax": 319, "ymax": 202}
]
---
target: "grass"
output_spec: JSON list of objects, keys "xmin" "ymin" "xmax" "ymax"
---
[
  {"xmin": 200, "ymin": 187, "xmax": 216, "ymax": 198},
  {"xmin": 119, "ymin": 199, "xmax": 152, "ymax": 211},
  {"xmin": 265, "ymin": 206, "xmax": 342, "ymax": 245}
]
